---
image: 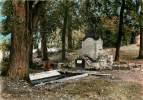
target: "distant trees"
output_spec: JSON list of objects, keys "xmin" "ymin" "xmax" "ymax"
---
[
  {"xmin": 59, "ymin": 0, "xmax": 79, "ymax": 61},
  {"xmin": 28, "ymin": 1, "xmax": 47, "ymax": 65},
  {"xmin": 1, "ymin": 0, "xmax": 13, "ymax": 66}
]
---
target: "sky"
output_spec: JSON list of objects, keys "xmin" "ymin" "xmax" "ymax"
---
[{"xmin": 0, "ymin": 0, "xmax": 10, "ymax": 42}]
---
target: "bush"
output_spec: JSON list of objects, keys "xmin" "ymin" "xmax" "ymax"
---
[
  {"xmin": 0, "ymin": 59, "xmax": 10, "ymax": 76},
  {"xmin": 103, "ymin": 29, "xmax": 117, "ymax": 47}
]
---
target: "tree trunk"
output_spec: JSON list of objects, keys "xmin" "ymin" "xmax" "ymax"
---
[
  {"xmin": 29, "ymin": 39, "xmax": 33, "ymax": 65},
  {"xmin": 41, "ymin": 31, "xmax": 48, "ymax": 61},
  {"xmin": 139, "ymin": 19, "xmax": 143, "ymax": 58},
  {"xmin": 28, "ymin": 1, "xmax": 41, "ymax": 65},
  {"xmin": 67, "ymin": 14, "xmax": 73, "ymax": 50},
  {"xmin": 114, "ymin": 0, "xmax": 125, "ymax": 61},
  {"xmin": 62, "ymin": 6, "xmax": 68, "ymax": 61},
  {"xmin": 130, "ymin": 32, "xmax": 136, "ymax": 44},
  {"xmin": 138, "ymin": 1, "xmax": 143, "ymax": 59},
  {"xmin": 28, "ymin": 1, "xmax": 33, "ymax": 65},
  {"xmin": 8, "ymin": 0, "xmax": 30, "ymax": 79}
]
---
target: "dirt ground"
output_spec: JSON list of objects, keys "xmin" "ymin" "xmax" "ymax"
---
[
  {"xmin": 110, "ymin": 70, "xmax": 143, "ymax": 93},
  {"xmin": 1, "ymin": 69, "xmax": 143, "ymax": 100},
  {"xmin": 0, "ymin": 44, "xmax": 143, "ymax": 100},
  {"xmin": 0, "ymin": 73, "xmax": 142, "ymax": 100}
]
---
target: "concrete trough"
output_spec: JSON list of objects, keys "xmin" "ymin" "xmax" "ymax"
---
[
  {"xmin": 29, "ymin": 70, "xmax": 88, "ymax": 85},
  {"xmin": 29, "ymin": 70, "xmax": 61, "ymax": 85}
]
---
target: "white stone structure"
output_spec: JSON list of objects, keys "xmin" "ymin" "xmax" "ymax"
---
[
  {"xmin": 81, "ymin": 37, "xmax": 103, "ymax": 60},
  {"xmin": 0, "ymin": 50, "xmax": 3, "ymax": 62},
  {"xmin": 0, "ymin": 50, "xmax": 9, "ymax": 63},
  {"xmin": 136, "ymin": 35, "xmax": 140, "ymax": 46},
  {"xmin": 81, "ymin": 37, "xmax": 113, "ymax": 69}
]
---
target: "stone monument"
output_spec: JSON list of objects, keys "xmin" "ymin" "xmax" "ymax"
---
[
  {"xmin": 80, "ymin": 32, "xmax": 113, "ymax": 69},
  {"xmin": 81, "ymin": 32, "xmax": 103, "ymax": 60}
]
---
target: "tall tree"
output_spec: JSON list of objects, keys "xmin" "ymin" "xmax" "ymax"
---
[
  {"xmin": 1, "ymin": 0, "xmax": 44, "ymax": 67},
  {"xmin": 27, "ymin": 1, "xmax": 33, "ymax": 66},
  {"xmin": 138, "ymin": 0, "xmax": 143, "ymax": 58},
  {"xmin": 115, "ymin": 0, "xmax": 125, "ymax": 61},
  {"xmin": 60, "ymin": 0, "xmax": 78, "ymax": 60},
  {"xmin": 40, "ymin": 18, "xmax": 48, "ymax": 61},
  {"xmin": 38, "ymin": 2, "xmax": 49, "ymax": 61},
  {"xmin": 29, "ymin": 1, "xmax": 47, "ymax": 64},
  {"xmin": 67, "ymin": 13, "xmax": 72, "ymax": 50},
  {"xmin": 8, "ymin": 0, "xmax": 30, "ymax": 79},
  {"xmin": 62, "ymin": 4, "xmax": 68, "ymax": 61}
]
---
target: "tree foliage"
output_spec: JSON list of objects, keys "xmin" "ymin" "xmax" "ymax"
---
[{"xmin": 1, "ymin": 0, "xmax": 13, "ymax": 35}]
